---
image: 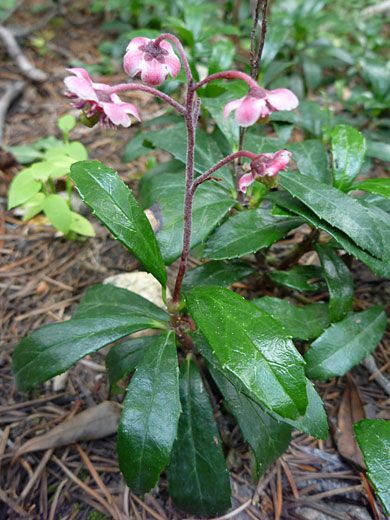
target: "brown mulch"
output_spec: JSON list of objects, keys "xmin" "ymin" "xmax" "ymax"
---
[{"xmin": 1, "ymin": 4, "xmax": 390, "ymax": 520}]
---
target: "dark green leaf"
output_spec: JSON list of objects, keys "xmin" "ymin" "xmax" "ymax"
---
[
  {"xmin": 243, "ymin": 133, "xmax": 287, "ymax": 155},
  {"xmin": 209, "ymin": 364, "xmax": 292, "ymax": 478},
  {"xmin": 279, "ymin": 171, "xmax": 390, "ymax": 263},
  {"xmin": 139, "ymin": 172, "xmax": 234, "ymax": 264},
  {"xmin": 360, "ymin": 59, "xmax": 390, "ymax": 99},
  {"xmin": 73, "ymin": 284, "xmax": 168, "ymax": 324},
  {"xmin": 167, "ymin": 356, "xmax": 231, "ymax": 516},
  {"xmin": 71, "ymin": 161, "xmax": 167, "ymax": 287},
  {"xmin": 269, "ymin": 265, "xmax": 325, "ymax": 292},
  {"xmin": 186, "ymin": 286, "xmax": 308, "ymax": 419},
  {"xmin": 204, "ymin": 208, "xmax": 303, "ymax": 260},
  {"xmin": 182, "ymin": 260, "xmax": 254, "ymax": 291},
  {"xmin": 359, "ymin": 193, "xmax": 390, "ymax": 213},
  {"xmin": 105, "ymin": 336, "xmax": 156, "ymax": 386},
  {"xmin": 365, "ymin": 139, "xmax": 390, "ymax": 162},
  {"xmin": 302, "ymin": 56, "xmax": 322, "ymax": 90},
  {"xmin": 304, "ymin": 306, "xmax": 387, "ymax": 380},
  {"xmin": 267, "ymin": 191, "xmax": 390, "ymax": 277},
  {"xmin": 354, "ymin": 419, "xmax": 390, "ymax": 514},
  {"xmin": 146, "ymin": 123, "xmax": 235, "ymax": 191},
  {"xmin": 117, "ymin": 332, "xmax": 181, "ymax": 494},
  {"xmin": 202, "ymin": 92, "xmax": 239, "ymax": 148},
  {"xmin": 353, "ymin": 178, "xmax": 390, "ymax": 200},
  {"xmin": 316, "ymin": 244, "xmax": 353, "ymax": 322},
  {"xmin": 12, "ymin": 315, "xmax": 163, "ymax": 393},
  {"xmin": 252, "ymin": 297, "xmax": 330, "ymax": 340},
  {"xmin": 288, "ymin": 140, "xmax": 331, "ymax": 184},
  {"xmin": 122, "ymin": 132, "xmax": 155, "ymax": 162},
  {"xmin": 261, "ymin": 25, "xmax": 290, "ymax": 70},
  {"xmin": 271, "ymin": 101, "xmax": 333, "ymax": 137},
  {"xmin": 331, "ymin": 125, "xmax": 366, "ymax": 191}
]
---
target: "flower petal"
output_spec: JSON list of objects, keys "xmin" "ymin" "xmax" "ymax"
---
[
  {"xmin": 123, "ymin": 49, "xmax": 145, "ymax": 77},
  {"xmin": 64, "ymin": 76, "xmax": 98, "ymax": 102},
  {"xmin": 266, "ymin": 88, "xmax": 299, "ymax": 111},
  {"xmin": 164, "ymin": 53, "xmax": 181, "ymax": 79},
  {"xmin": 140, "ymin": 61, "xmax": 167, "ymax": 87},
  {"xmin": 265, "ymin": 150, "xmax": 291, "ymax": 176},
  {"xmin": 101, "ymin": 103, "xmax": 131, "ymax": 127},
  {"xmin": 238, "ymin": 173, "xmax": 255, "ymax": 193},
  {"xmin": 234, "ymin": 97, "xmax": 269, "ymax": 127},
  {"xmin": 126, "ymin": 37, "xmax": 150, "ymax": 52},
  {"xmin": 223, "ymin": 98, "xmax": 243, "ymax": 120}
]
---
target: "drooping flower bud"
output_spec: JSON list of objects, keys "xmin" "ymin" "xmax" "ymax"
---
[
  {"xmin": 124, "ymin": 37, "xmax": 181, "ymax": 87},
  {"xmin": 238, "ymin": 150, "xmax": 292, "ymax": 193}
]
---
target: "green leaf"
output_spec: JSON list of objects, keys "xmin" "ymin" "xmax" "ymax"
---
[
  {"xmin": 208, "ymin": 39, "xmax": 235, "ymax": 75},
  {"xmin": 5, "ymin": 145, "xmax": 43, "ymax": 164},
  {"xmin": 252, "ymin": 297, "xmax": 330, "ymax": 340},
  {"xmin": 166, "ymin": 356, "xmax": 231, "ymax": 516},
  {"xmin": 366, "ymin": 139, "xmax": 390, "ymax": 162},
  {"xmin": 66, "ymin": 142, "xmax": 88, "ymax": 161},
  {"xmin": 8, "ymin": 169, "xmax": 41, "ymax": 209},
  {"xmin": 209, "ymin": 364, "xmax": 292, "ymax": 478},
  {"xmin": 279, "ymin": 171, "xmax": 390, "ymax": 263},
  {"xmin": 269, "ymin": 265, "xmax": 326, "ymax": 292},
  {"xmin": 182, "ymin": 260, "xmax": 255, "ymax": 292},
  {"xmin": 272, "ymin": 101, "xmax": 333, "ymax": 137},
  {"xmin": 21, "ymin": 192, "xmax": 45, "ymax": 221},
  {"xmin": 204, "ymin": 208, "xmax": 303, "ymax": 260},
  {"xmin": 58, "ymin": 114, "xmax": 76, "ymax": 133},
  {"xmin": 360, "ymin": 59, "xmax": 390, "ymax": 99},
  {"xmin": 43, "ymin": 194, "xmax": 72, "ymax": 234},
  {"xmin": 139, "ymin": 172, "xmax": 234, "ymax": 265},
  {"xmin": 354, "ymin": 419, "xmax": 390, "ymax": 514},
  {"xmin": 202, "ymin": 92, "xmax": 239, "ymax": 148},
  {"xmin": 122, "ymin": 132, "xmax": 155, "ymax": 162},
  {"xmin": 73, "ymin": 284, "xmax": 168, "ymax": 324},
  {"xmin": 186, "ymin": 286, "xmax": 308, "ymax": 419},
  {"xmin": 304, "ymin": 306, "xmax": 387, "ymax": 380},
  {"xmin": 117, "ymin": 332, "xmax": 181, "ymax": 495},
  {"xmin": 353, "ymin": 178, "xmax": 390, "ymax": 200},
  {"xmin": 69, "ymin": 212, "xmax": 95, "ymax": 237},
  {"xmin": 146, "ymin": 123, "xmax": 235, "ymax": 191},
  {"xmin": 267, "ymin": 191, "xmax": 390, "ymax": 277},
  {"xmin": 301, "ymin": 56, "xmax": 322, "ymax": 91},
  {"xmin": 288, "ymin": 140, "xmax": 331, "ymax": 184},
  {"xmin": 106, "ymin": 336, "xmax": 156, "ymax": 386},
  {"xmin": 71, "ymin": 160, "xmax": 167, "ymax": 287},
  {"xmin": 316, "ymin": 244, "xmax": 353, "ymax": 322},
  {"xmin": 261, "ymin": 25, "xmax": 290, "ymax": 70},
  {"xmin": 331, "ymin": 125, "xmax": 366, "ymax": 191}
]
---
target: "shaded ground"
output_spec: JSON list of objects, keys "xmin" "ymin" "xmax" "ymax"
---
[{"xmin": 1, "ymin": 4, "xmax": 390, "ymax": 519}]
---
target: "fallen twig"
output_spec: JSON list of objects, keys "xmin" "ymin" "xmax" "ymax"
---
[
  {"xmin": 0, "ymin": 26, "xmax": 47, "ymax": 81},
  {"xmin": 362, "ymin": 355, "xmax": 390, "ymax": 396},
  {"xmin": 0, "ymin": 80, "xmax": 25, "ymax": 146}
]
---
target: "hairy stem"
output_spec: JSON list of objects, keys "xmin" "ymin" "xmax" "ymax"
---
[
  {"xmin": 154, "ymin": 33, "xmax": 193, "ymax": 84},
  {"xmin": 194, "ymin": 70, "xmax": 261, "ymax": 92}
]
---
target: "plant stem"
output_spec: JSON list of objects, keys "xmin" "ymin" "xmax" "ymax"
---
[
  {"xmin": 105, "ymin": 83, "xmax": 186, "ymax": 115},
  {"xmin": 154, "ymin": 33, "xmax": 193, "ymax": 84},
  {"xmin": 276, "ymin": 228, "xmax": 320, "ymax": 271},
  {"xmin": 66, "ymin": 174, "xmax": 72, "ymax": 208},
  {"xmin": 48, "ymin": 177, "xmax": 56, "ymax": 194},
  {"xmin": 194, "ymin": 70, "xmax": 261, "ymax": 92}
]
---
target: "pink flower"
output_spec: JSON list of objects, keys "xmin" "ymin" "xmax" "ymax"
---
[
  {"xmin": 238, "ymin": 150, "xmax": 292, "ymax": 193},
  {"xmin": 123, "ymin": 37, "xmax": 181, "ymax": 87},
  {"xmin": 64, "ymin": 68, "xmax": 140, "ymax": 128},
  {"xmin": 223, "ymin": 88, "xmax": 298, "ymax": 127}
]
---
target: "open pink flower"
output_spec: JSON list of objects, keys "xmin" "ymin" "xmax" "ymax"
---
[
  {"xmin": 224, "ymin": 88, "xmax": 298, "ymax": 127},
  {"xmin": 64, "ymin": 68, "xmax": 140, "ymax": 128},
  {"xmin": 123, "ymin": 37, "xmax": 181, "ymax": 87},
  {"xmin": 238, "ymin": 150, "xmax": 292, "ymax": 193}
]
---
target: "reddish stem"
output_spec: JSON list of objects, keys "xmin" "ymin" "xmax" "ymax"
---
[{"xmin": 194, "ymin": 70, "xmax": 261, "ymax": 92}]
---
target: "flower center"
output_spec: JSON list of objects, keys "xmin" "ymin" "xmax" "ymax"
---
[
  {"xmin": 140, "ymin": 42, "xmax": 169, "ymax": 63},
  {"xmin": 95, "ymin": 90, "xmax": 112, "ymax": 103}
]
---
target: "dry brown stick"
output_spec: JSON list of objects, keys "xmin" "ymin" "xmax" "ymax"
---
[
  {"xmin": 48, "ymin": 478, "xmax": 68, "ymax": 520},
  {"xmin": 130, "ymin": 492, "xmax": 167, "ymax": 520},
  {"xmin": 20, "ymin": 448, "xmax": 53, "ymax": 500},
  {"xmin": 362, "ymin": 355, "xmax": 390, "ymax": 396},
  {"xmin": 0, "ymin": 26, "xmax": 47, "ymax": 81},
  {"xmin": 0, "ymin": 79, "xmax": 25, "ymax": 145},
  {"xmin": 0, "ymin": 487, "xmax": 31, "ymax": 517}
]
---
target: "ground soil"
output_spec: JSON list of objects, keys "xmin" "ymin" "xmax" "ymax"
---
[{"xmin": 1, "ymin": 4, "xmax": 390, "ymax": 520}]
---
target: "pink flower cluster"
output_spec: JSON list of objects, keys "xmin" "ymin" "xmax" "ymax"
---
[
  {"xmin": 239, "ymin": 150, "xmax": 292, "ymax": 193},
  {"xmin": 64, "ymin": 68, "xmax": 140, "ymax": 128}
]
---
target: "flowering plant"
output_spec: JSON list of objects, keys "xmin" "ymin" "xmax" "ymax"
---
[{"xmin": 12, "ymin": 29, "xmax": 390, "ymax": 517}]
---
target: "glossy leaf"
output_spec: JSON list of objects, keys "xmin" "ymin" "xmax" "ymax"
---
[
  {"xmin": 117, "ymin": 332, "xmax": 181, "ymax": 495},
  {"xmin": 105, "ymin": 336, "xmax": 156, "ymax": 386},
  {"xmin": 288, "ymin": 140, "xmax": 331, "ymax": 184},
  {"xmin": 167, "ymin": 356, "xmax": 231, "ymax": 516},
  {"xmin": 316, "ymin": 244, "xmax": 353, "ymax": 322},
  {"xmin": 331, "ymin": 125, "xmax": 366, "ymax": 191},
  {"xmin": 267, "ymin": 191, "xmax": 390, "ymax": 277},
  {"xmin": 279, "ymin": 171, "xmax": 390, "ymax": 262},
  {"xmin": 353, "ymin": 178, "xmax": 390, "ymax": 200},
  {"xmin": 182, "ymin": 260, "xmax": 254, "ymax": 291},
  {"xmin": 252, "ymin": 297, "xmax": 330, "ymax": 340},
  {"xmin": 43, "ymin": 194, "xmax": 72, "ymax": 234},
  {"xmin": 8, "ymin": 169, "xmax": 41, "ymax": 209},
  {"xmin": 202, "ymin": 92, "xmax": 239, "ymax": 147},
  {"xmin": 366, "ymin": 139, "xmax": 390, "ymax": 162},
  {"xmin": 209, "ymin": 364, "xmax": 292, "ymax": 478},
  {"xmin": 269, "ymin": 265, "xmax": 325, "ymax": 292},
  {"xmin": 354, "ymin": 419, "xmax": 390, "ymax": 514},
  {"xmin": 73, "ymin": 284, "xmax": 168, "ymax": 324},
  {"xmin": 139, "ymin": 172, "xmax": 234, "ymax": 264},
  {"xmin": 71, "ymin": 160, "xmax": 167, "ymax": 287},
  {"xmin": 186, "ymin": 286, "xmax": 308, "ymax": 419},
  {"xmin": 204, "ymin": 208, "xmax": 303, "ymax": 260},
  {"xmin": 304, "ymin": 306, "xmax": 387, "ymax": 380}
]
